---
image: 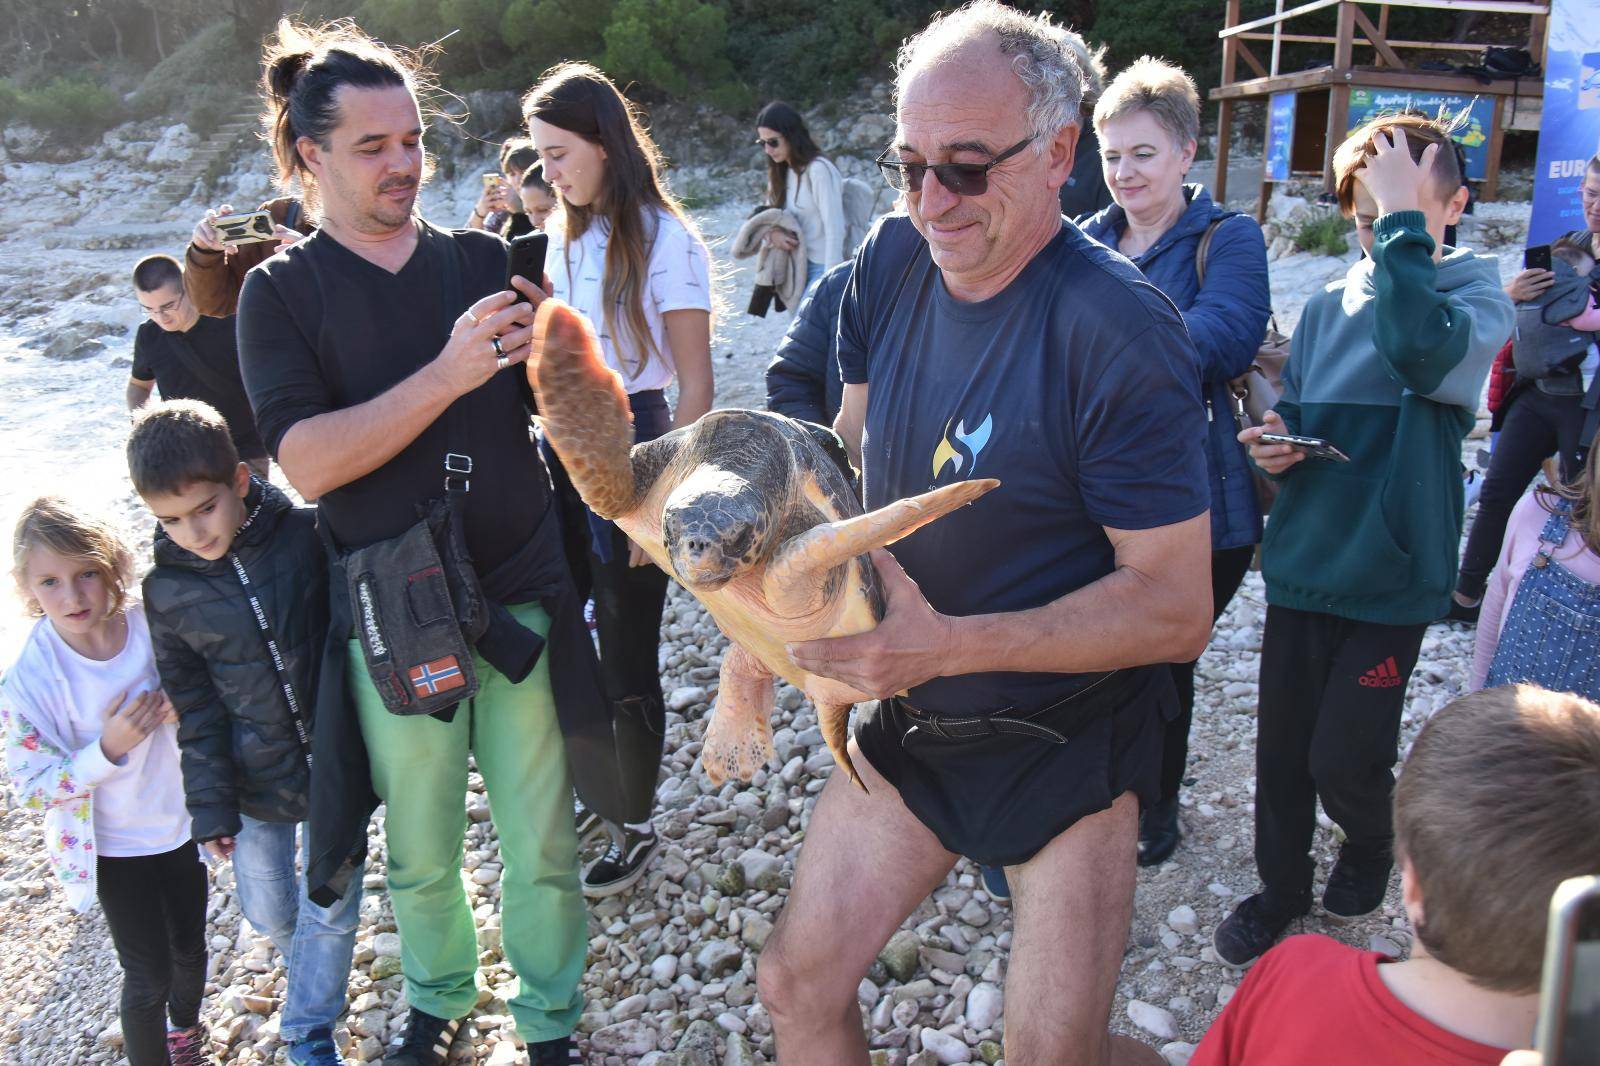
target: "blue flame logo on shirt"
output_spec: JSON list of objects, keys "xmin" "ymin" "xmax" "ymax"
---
[{"xmin": 931, "ymin": 413, "xmax": 993, "ymax": 481}]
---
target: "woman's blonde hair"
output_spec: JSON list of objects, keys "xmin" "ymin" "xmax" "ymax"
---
[
  {"xmin": 522, "ymin": 63, "xmax": 709, "ymax": 379},
  {"xmin": 1093, "ymin": 56, "xmax": 1200, "ymax": 147},
  {"xmin": 11, "ymin": 497, "xmax": 134, "ymax": 620}
]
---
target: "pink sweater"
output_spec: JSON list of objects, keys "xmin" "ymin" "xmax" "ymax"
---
[
  {"xmin": 1472, "ymin": 492, "xmax": 1600, "ymax": 689},
  {"xmin": 1564, "ymin": 292, "xmax": 1600, "ymax": 331}
]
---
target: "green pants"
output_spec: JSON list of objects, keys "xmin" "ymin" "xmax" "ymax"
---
[{"xmin": 350, "ymin": 602, "xmax": 585, "ymax": 1040}]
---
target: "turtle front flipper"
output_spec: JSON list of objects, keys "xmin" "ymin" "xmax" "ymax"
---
[
  {"xmin": 701, "ymin": 644, "xmax": 776, "ymax": 786},
  {"xmin": 763, "ymin": 478, "xmax": 1000, "ymax": 617},
  {"xmin": 530, "ymin": 299, "xmax": 638, "ymax": 519}
]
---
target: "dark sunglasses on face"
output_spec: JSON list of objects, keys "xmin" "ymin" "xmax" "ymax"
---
[
  {"xmin": 875, "ymin": 135, "xmax": 1036, "ymax": 196},
  {"xmin": 756, "ymin": 136, "xmax": 781, "ymax": 149}
]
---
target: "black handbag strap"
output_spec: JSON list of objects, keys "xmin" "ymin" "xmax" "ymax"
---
[
  {"xmin": 438, "ymin": 231, "xmax": 474, "ymax": 496},
  {"xmin": 167, "ymin": 330, "xmax": 244, "ymax": 400},
  {"xmin": 227, "ymin": 493, "xmax": 312, "ymax": 766}
]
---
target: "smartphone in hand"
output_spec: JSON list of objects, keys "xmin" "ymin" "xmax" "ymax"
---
[
  {"xmin": 1536, "ymin": 875, "xmax": 1600, "ymax": 1065},
  {"xmin": 505, "ymin": 232, "xmax": 549, "ymax": 304},
  {"xmin": 212, "ymin": 210, "xmax": 276, "ymax": 247},
  {"xmin": 1525, "ymin": 245, "xmax": 1553, "ymax": 273},
  {"xmin": 1258, "ymin": 432, "xmax": 1350, "ymax": 463}
]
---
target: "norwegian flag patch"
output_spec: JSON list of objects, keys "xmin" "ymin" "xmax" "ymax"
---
[{"xmin": 408, "ymin": 656, "xmax": 466, "ymax": 698}]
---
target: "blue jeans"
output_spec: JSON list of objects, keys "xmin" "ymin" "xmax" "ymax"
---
[
  {"xmin": 233, "ymin": 815, "xmax": 363, "ymax": 1042},
  {"xmin": 803, "ymin": 259, "xmax": 825, "ymax": 300}
]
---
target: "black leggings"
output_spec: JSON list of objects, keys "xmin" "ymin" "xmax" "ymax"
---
[
  {"xmin": 1458, "ymin": 384, "xmax": 1587, "ymax": 599},
  {"xmin": 1161, "ymin": 544, "xmax": 1257, "ymax": 803},
  {"xmin": 96, "ymin": 844, "xmax": 208, "ymax": 1066}
]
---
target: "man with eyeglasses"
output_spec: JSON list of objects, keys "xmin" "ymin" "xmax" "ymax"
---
[
  {"xmin": 759, "ymin": 4, "xmax": 1211, "ymax": 1064},
  {"xmin": 128, "ymin": 253, "xmax": 270, "ymax": 479}
]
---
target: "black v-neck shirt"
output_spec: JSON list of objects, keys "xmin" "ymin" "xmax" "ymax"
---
[
  {"xmin": 238, "ymin": 221, "xmax": 546, "ymax": 574},
  {"xmin": 132, "ymin": 313, "xmax": 266, "ymax": 458}
]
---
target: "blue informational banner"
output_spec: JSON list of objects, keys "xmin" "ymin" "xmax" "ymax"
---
[
  {"xmin": 1345, "ymin": 88, "xmax": 1494, "ymax": 180},
  {"xmin": 1265, "ymin": 92, "xmax": 1296, "ymax": 181},
  {"xmin": 1528, "ymin": 0, "xmax": 1600, "ymax": 247}
]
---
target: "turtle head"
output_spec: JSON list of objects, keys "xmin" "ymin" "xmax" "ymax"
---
[{"xmin": 662, "ymin": 466, "xmax": 775, "ymax": 592}]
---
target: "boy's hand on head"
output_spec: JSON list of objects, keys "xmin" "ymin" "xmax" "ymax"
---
[{"xmin": 1354, "ymin": 128, "xmax": 1432, "ymax": 219}]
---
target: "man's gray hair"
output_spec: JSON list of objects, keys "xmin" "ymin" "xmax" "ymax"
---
[
  {"xmin": 1060, "ymin": 29, "xmax": 1108, "ymax": 112},
  {"xmin": 894, "ymin": 0, "xmax": 1085, "ymax": 151}
]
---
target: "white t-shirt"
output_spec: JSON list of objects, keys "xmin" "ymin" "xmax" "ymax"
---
[
  {"xmin": 784, "ymin": 155, "xmax": 846, "ymax": 268},
  {"xmin": 547, "ymin": 206, "xmax": 713, "ymax": 394},
  {"xmin": 45, "ymin": 603, "xmax": 191, "ymax": 857}
]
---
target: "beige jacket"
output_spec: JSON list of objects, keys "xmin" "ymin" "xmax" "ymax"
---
[{"xmin": 733, "ymin": 208, "xmax": 807, "ymax": 312}]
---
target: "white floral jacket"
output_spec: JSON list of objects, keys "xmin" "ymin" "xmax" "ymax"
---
[{"xmin": 1, "ymin": 621, "xmax": 131, "ymax": 913}]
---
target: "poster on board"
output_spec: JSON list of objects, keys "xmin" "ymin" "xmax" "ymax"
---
[
  {"xmin": 1528, "ymin": 0, "xmax": 1600, "ymax": 246},
  {"xmin": 1345, "ymin": 89, "xmax": 1493, "ymax": 180},
  {"xmin": 1265, "ymin": 92, "xmax": 1296, "ymax": 181}
]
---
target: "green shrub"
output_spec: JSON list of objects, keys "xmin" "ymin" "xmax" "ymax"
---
[
  {"xmin": 1291, "ymin": 210, "xmax": 1351, "ymax": 257},
  {"xmin": 0, "ymin": 77, "xmax": 122, "ymax": 141},
  {"xmin": 131, "ymin": 22, "xmax": 251, "ymax": 120}
]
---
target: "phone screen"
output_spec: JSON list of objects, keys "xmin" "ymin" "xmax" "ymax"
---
[
  {"xmin": 1525, "ymin": 245, "xmax": 1553, "ymax": 272},
  {"xmin": 1539, "ymin": 876, "xmax": 1600, "ymax": 1064}
]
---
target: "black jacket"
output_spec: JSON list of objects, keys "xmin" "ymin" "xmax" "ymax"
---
[
  {"xmin": 765, "ymin": 260, "xmax": 852, "ymax": 426},
  {"xmin": 144, "ymin": 481, "xmax": 325, "ymax": 841}
]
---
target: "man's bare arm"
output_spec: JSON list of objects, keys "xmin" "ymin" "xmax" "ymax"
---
[
  {"xmin": 788, "ymin": 511, "xmax": 1213, "ymax": 699},
  {"xmin": 126, "ymin": 377, "xmax": 155, "ymax": 410},
  {"xmin": 834, "ymin": 381, "xmax": 867, "ymax": 470}
]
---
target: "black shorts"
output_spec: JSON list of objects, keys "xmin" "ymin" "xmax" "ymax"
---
[{"xmin": 854, "ymin": 666, "xmax": 1173, "ymax": 867}]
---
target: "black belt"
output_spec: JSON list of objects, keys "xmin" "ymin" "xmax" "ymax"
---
[{"xmin": 895, "ymin": 670, "xmax": 1121, "ymax": 745}]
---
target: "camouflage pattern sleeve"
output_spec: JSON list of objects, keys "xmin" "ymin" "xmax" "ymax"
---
[{"xmin": 147, "ymin": 596, "xmax": 242, "ymax": 842}]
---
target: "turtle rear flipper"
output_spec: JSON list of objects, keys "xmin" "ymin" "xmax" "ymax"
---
[
  {"xmin": 701, "ymin": 645, "xmax": 775, "ymax": 786},
  {"xmin": 530, "ymin": 299, "xmax": 639, "ymax": 519},
  {"xmin": 763, "ymin": 478, "xmax": 1000, "ymax": 616}
]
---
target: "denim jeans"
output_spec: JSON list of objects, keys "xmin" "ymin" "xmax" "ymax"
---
[
  {"xmin": 804, "ymin": 259, "xmax": 826, "ymax": 299},
  {"xmin": 233, "ymin": 815, "xmax": 363, "ymax": 1042}
]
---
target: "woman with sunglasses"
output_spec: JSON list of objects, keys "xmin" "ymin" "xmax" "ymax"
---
[
  {"xmin": 1078, "ymin": 57, "xmax": 1271, "ymax": 868},
  {"xmin": 756, "ymin": 101, "xmax": 846, "ymax": 295},
  {"xmin": 525, "ymin": 63, "xmax": 715, "ymax": 898}
]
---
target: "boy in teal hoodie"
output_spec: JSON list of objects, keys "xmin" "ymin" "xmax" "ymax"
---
[{"xmin": 1213, "ymin": 115, "xmax": 1514, "ymax": 967}]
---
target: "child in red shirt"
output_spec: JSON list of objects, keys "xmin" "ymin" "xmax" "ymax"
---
[{"xmin": 1193, "ymin": 685, "xmax": 1600, "ymax": 1065}]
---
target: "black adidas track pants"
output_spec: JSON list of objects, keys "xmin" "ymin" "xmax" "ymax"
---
[{"xmin": 1253, "ymin": 605, "xmax": 1428, "ymax": 898}]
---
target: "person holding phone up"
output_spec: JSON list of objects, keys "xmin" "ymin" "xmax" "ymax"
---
[
  {"xmin": 525, "ymin": 63, "xmax": 714, "ymax": 898},
  {"xmin": 1216, "ymin": 114, "xmax": 1513, "ymax": 969}
]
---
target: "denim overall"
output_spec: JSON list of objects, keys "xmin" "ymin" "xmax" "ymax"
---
[{"xmin": 1485, "ymin": 499, "xmax": 1600, "ymax": 700}]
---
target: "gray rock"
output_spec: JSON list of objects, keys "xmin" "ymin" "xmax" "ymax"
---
[
  {"xmin": 589, "ymin": 1019, "xmax": 659, "ymax": 1057},
  {"xmin": 919, "ymin": 1028, "xmax": 972, "ymax": 1064},
  {"xmin": 696, "ymin": 939, "xmax": 745, "ymax": 979},
  {"xmin": 1127, "ymin": 1000, "xmax": 1179, "ymax": 1041},
  {"xmin": 675, "ymin": 1019, "xmax": 723, "ymax": 1066},
  {"xmin": 1166, "ymin": 905, "xmax": 1199, "ymax": 937},
  {"xmin": 669, "ymin": 685, "xmax": 708, "ymax": 711},
  {"xmin": 964, "ymin": 981, "xmax": 1002, "ymax": 1031},
  {"xmin": 723, "ymin": 1031, "xmax": 759, "ymax": 1066},
  {"xmin": 736, "ymin": 849, "xmax": 784, "ymax": 892}
]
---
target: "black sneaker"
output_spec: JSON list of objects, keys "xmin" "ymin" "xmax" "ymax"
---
[
  {"xmin": 529, "ymin": 1035, "xmax": 582, "ymax": 1065},
  {"xmin": 1323, "ymin": 843, "xmax": 1394, "ymax": 919},
  {"xmin": 581, "ymin": 824, "xmax": 660, "ymax": 898},
  {"xmin": 573, "ymin": 799, "xmax": 605, "ymax": 845},
  {"xmin": 1213, "ymin": 889, "xmax": 1311, "ymax": 967},
  {"xmin": 1137, "ymin": 796, "xmax": 1182, "ymax": 867},
  {"xmin": 385, "ymin": 1009, "xmax": 462, "ymax": 1065}
]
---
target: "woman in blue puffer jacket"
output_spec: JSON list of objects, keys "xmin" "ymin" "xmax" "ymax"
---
[{"xmin": 1079, "ymin": 57, "xmax": 1271, "ymax": 867}]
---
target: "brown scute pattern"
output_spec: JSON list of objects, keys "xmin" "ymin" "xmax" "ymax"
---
[{"xmin": 529, "ymin": 300, "xmax": 638, "ymax": 518}]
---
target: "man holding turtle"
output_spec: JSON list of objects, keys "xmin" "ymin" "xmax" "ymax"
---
[{"xmin": 762, "ymin": 3, "xmax": 1214, "ymax": 1063}]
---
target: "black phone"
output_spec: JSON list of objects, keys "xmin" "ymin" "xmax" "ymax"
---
[
  {"xmin": 1258, "ymin": 432, "xmax": 1350, "ymax": 463},
  {"xmin": 505, "ymin": 232, "xmax": 549, "ymax": 303},
  {"xmin": 1525, "ymin": 244, "xmax": 1553, "ymax": 272},
  {"xmin": 1536, "ymin": 875, "xmax": 1600, "ymax": 1065}
]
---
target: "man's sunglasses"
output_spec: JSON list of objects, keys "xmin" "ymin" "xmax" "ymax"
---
[
  {"xmin": 875, "ymin": 135, "xmax": 1035, "ymax": 196},
  {"xmin": 756, "ymin": 136, "xmax": 781, "ymax": 149}
]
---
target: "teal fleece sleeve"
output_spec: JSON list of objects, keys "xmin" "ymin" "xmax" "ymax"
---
[{"xmin": 1370, "ymin": 211, "xmax": 1480, "ymax": 402}]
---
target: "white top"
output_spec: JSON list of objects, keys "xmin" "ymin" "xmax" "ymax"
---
[
  {"xmin": 547, "ymin": 206, "xmax": 713, "ymax": 394},
  {"xmin": 784, "ymin": 155, "xmax": 846, "ymax": 268},
  {"xmin": 42, "ymin": 604, "xmax": 191, "ymax": 857}
]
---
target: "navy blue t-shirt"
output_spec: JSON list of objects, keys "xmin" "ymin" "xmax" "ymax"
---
[{"xmin": 837, "ymin": 215, "xmax": 1209, "ymax": 716}]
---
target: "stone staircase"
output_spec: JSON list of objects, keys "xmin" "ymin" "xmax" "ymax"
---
[{"xmin": 127, "ymin": 103, "xmax": 260, "ymax": 224}]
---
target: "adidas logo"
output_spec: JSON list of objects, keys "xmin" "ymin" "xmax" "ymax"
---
[{"xmin": 1358, "ymin": 656, "xmax": 1406, "ymax": 688}]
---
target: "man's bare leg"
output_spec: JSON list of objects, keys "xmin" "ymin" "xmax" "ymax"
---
[
  {"xmin": 1004, "ymin": 792, "xmax": 1162, "ymax": 1066},
  {"xmin": 758, "ymin": 735, "xmax": 958, "ymax": 1065}
]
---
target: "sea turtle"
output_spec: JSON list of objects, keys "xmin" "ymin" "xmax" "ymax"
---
[{"xmin": 529, "ymin": 299, "xmax": 999, "ymax": 789}]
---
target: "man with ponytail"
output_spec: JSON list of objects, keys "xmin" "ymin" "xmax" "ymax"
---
[{"xmin": 236, "ymin": 20, "xmax": 597, "ymax": 1066}]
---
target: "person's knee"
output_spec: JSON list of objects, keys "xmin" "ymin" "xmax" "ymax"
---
[
  {"xmin": 756, "ymin": 931, "xmax": 850, "ymax": 1024},
  {"xmin": 121, "ymin": 973, "xmax": 170, "ymax": 1015}
]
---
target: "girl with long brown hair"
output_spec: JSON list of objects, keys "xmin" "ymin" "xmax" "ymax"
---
[
  {"xmin": 523, "ymin": 62, "xmax": 714, "ymax": 897},
  {"xmin": 755, "ymin": 100, "xmax": 845, "ymax": 293}
]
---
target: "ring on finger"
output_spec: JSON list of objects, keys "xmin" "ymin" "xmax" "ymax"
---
[{"xmin": 492, "ymin": 336, "xmax": 506, "ymax": 358}]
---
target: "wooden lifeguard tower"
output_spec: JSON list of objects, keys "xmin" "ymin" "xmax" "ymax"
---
[{"xmin": 1209, "ymin": 0, "xmax": 1550, "ymax": 216}]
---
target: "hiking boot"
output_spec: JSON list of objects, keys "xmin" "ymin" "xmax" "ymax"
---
[
  {"xmin": 1213, "ymin": 889, "xmax": 1311, "ymax": 967},
  {"xmin": 1323, "ymin": 843, "xmax": 1394, "ymax": 919},
  {"xmin": 581, "ymin": 823, "xmax": 660, "ymax": 898},
  {"xmin": 529, "ymin": 1034, "xmax": 583, "ymax": 1065},
  {"xmin": 285, "ymin": 1028, "xmax": 344, "ymax": 1065},
  {"xmin": 979, "ymin": 864, "xmax": 1011, "ymax": 904},
  {"xmin": 573, "ymin": 800, "xmax": 605, "ymax": 846},
  {"xmin": 385, "ymin": 1009, "xmax": 462, "ymax": 1066},
  {"xmin": 1137, "ymin": 795, "xmax": 1182, "ymax": 867},
  {"xmin": 165, "ymin": 1026, "xmax": 217, "ymax": 1066}
]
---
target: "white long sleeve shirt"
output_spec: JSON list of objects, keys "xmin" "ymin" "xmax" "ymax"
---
[{"xmin": 784, "ymin": 156, "xmax": 846, "ymax": 269}]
